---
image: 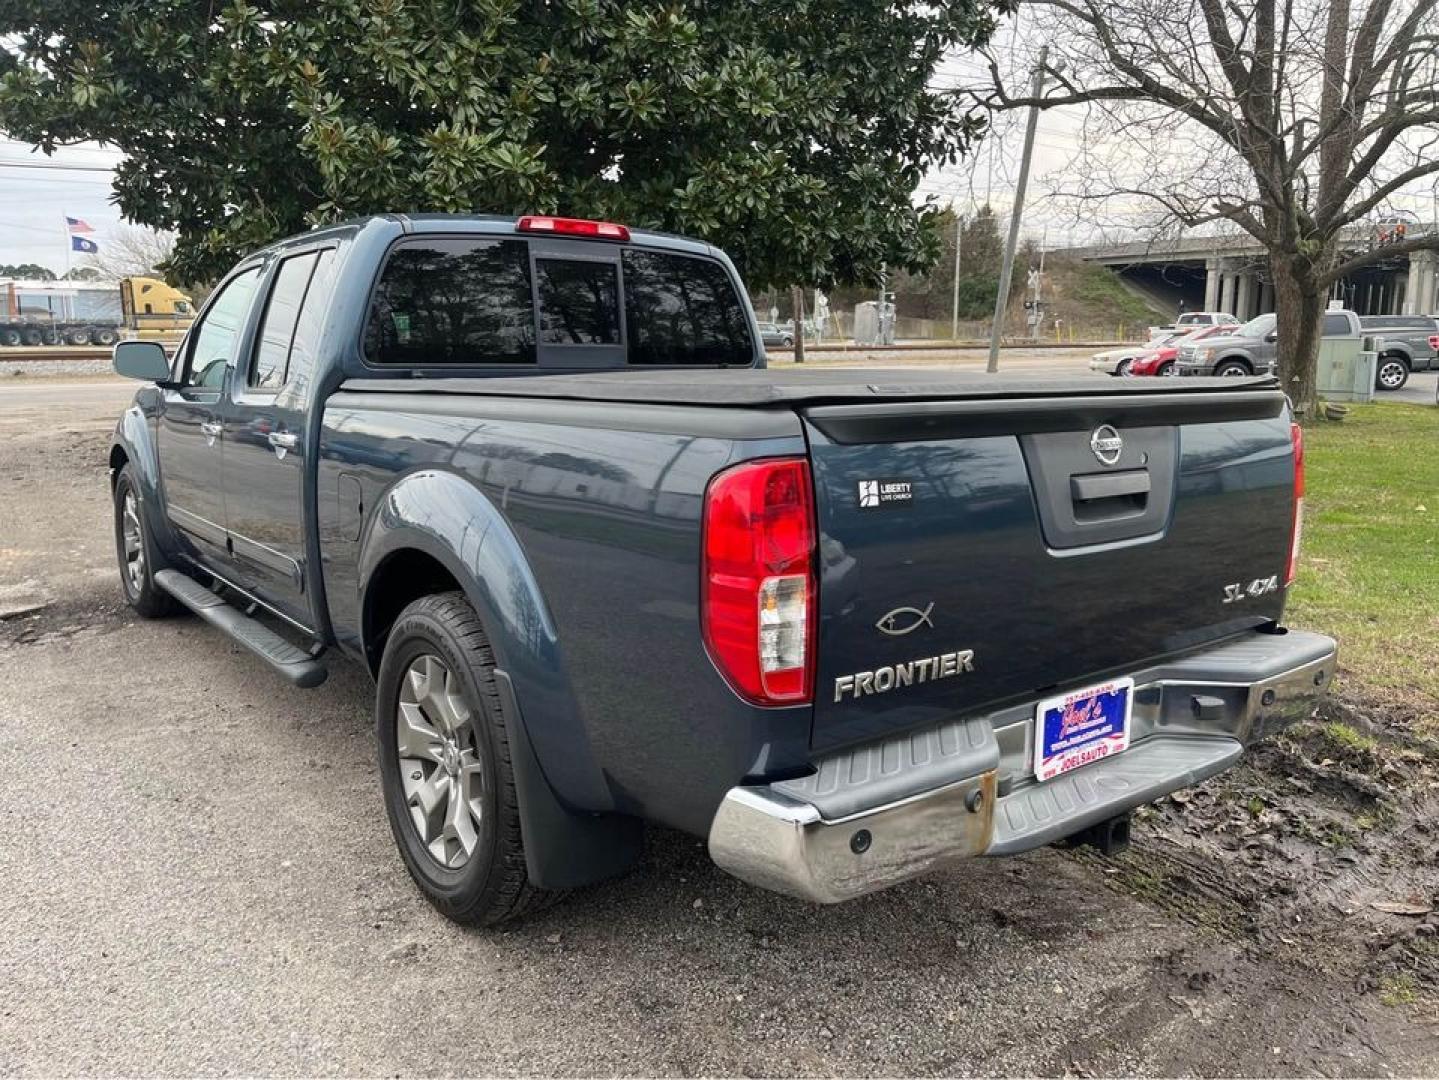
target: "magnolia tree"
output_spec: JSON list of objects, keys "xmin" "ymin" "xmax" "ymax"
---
[
  {"xmin": 0, "ymin": 0, "xmax": 1009, "ymax": 288},
  {"xmin": 969, "ymin": 0, "xmax": 1439, "ymax": 413}
]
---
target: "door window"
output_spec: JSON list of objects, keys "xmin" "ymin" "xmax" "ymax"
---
[
  {"xmin": 249, "ymin": 252, "xmax": 320, "ymax": 390},
  {"xmin": 283, "ymin": 249, "xmax": 337, "ymax": 402},
  {"xmin": 183, "ymin": 267, "xmax": 261, "ymax": 388}
]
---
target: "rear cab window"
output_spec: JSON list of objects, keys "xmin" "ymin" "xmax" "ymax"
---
[{"xmin": 362, "ymin": 233, "xmax": 754, "ymax": 370}]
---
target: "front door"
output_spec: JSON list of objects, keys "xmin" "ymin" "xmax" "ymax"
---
[
  {"xmin": 220, "ymin": 248, "xmax": 337, "ymax": 627},
  {"xmin": 155, "ymin": 266, "xmax": 261, "ymax": 567}
]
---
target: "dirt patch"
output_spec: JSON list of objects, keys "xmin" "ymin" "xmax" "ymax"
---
[{"xmin": 1073, "ymin": 690, "xmax": 1439, "ymax": 1026}]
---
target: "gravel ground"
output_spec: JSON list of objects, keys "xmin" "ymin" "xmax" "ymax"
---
[
  {"xmin": 1, "ymin": 358, "xmax": 116, "ymax": 378},
  {"xmin": 0, "ymin": 379, "xmax": 1433, "ymax": 1076}
]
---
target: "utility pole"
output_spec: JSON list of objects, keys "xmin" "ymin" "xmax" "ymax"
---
[
  {"xmin": 791, "ymin": 285, "xmax": 806, "ymax": 364},
  {"xmin": 877, "ymin": 265, "xmax": 889, "ymax": 345},
  {"xmin": 950, "ymin": 212, "xmax": 963, "ymax": 341},
  {"xmin": 987, "ymin": 44, "xmax": 1049, "ymax": 374}
]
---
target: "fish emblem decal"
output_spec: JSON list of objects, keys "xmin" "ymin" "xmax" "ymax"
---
[{"xmin": 875, "ymin": 603, "xmax": 935, "ymax": 637}]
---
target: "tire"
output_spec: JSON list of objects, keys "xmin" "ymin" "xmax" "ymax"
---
[
  {"xmin": 66, "ymin": 327, "xmax": 92, "ymax": 346},
  {"xmin": 781, "ymin": 335, "xmax": 794, "ymax": 347},
  {"xmin": 1214, "ymin": 359, "xmax": 1251, "ymax": 377},
  {"xmin": 113, "ymin": 464, "xmax": 180, "ymax": 618},
  {"xmin": 1116, "ymin": 358, "xmax": 1133, "ymax": 376},
  {"xmin": 19, "ymin": 328, "xmax": 42, "ymax": 346},
  {"xmin": 0, "ymin": 328, "xmax": 20, "ymax": 347},
  {"xmin": 1375, "ymin": 355, "xmax": 1409, "ymax": 391},
  {"xmin": 1158, "ymin": 361, "xmax": 1176, "ymax": 377},
  {"xmin": 91, "ymin": 327, "xmax": 119, "ymax": 346},
  {"xmin": 376, "ymin": 591, "xmax": 559, "ymax": 926}
]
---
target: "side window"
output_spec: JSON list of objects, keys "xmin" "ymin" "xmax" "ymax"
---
[
  {"xmin": 283, "ymin": 249, "xmax": 337, "ymax": 402},
  {"xmin": 1322, "ymin": 313, "xmax": 1352, "ymax": 336},
  {"xmin": 536, "ymin": 258, "xmax": 621, "ymax": 344},
  {"xmin": 183, "ymin": 267, "xmax": 260, "ymax": 389},
  {"xmin": 249, "ymin": 252, "xmax": 319, "ymax": 390},
  {"xmin": 364, "ymin": 239, "xmax": 534, "ymax": 365},
  {"xmin": 622, "ymin": 249, "xmax": 754, "ymax": 366}
]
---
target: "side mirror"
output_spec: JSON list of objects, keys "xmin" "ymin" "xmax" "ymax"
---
[{"xmin": 113, "ymin": 340, "xmax": 172, "ymax": 383}]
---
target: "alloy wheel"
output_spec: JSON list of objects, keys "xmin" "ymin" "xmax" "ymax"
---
[
  {"xmin": 395, "ymin": 654, "xmax": 485, "ymax": 870},
  {"xmin": 1378, "ymin": 360, "xmax": 1406, "ymax": 390},
  {"xmin": 121, "ymin": 490, "xmax": 146, "ymax": 595}
]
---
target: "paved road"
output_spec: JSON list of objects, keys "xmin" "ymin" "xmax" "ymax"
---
[
  {"xmin": 0, "ymin": 378, "xmax": 135, "ymax": 410},
  {"xmin": 1, "ymin": 381, "xmax": 1432, "ymax": 1076}
]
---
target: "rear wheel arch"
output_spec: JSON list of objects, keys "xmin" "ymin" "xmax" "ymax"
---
[{"xmin": 1214, "ymin": 356, "xmax": 1253, "ymax": 375}]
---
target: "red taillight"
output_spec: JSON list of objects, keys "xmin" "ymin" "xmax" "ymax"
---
[
  {"xmin": 702, "ymin": 458, "xmax": 816, "ymax": 706},
  {"xmin": 516, "ymin": 215, "xmax": 630, "ymax": 241},
  {"xmin": 1429, "ymin": 334, "xmax": 1439, "ymax": 351},
  {"xmin": 1286, "ymin": 422, "xmax": 1305, "ymax": 586}
]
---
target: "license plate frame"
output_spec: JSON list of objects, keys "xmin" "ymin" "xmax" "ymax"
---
[{"xmin": 1033, "ymin": 677, "xmax": 1134, "ymax": 783}]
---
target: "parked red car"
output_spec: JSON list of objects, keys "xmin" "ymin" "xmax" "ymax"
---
[{"xmin": 1127, "ymin": 324, "xmax": 1235, "ymax": 376}]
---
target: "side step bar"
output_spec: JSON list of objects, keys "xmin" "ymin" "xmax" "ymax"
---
[{"xmin": 155, "ymin": 569, "xmax": 328, "ymax": 688}]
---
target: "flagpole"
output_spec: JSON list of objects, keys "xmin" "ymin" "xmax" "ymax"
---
[{"xmin": 62, "ymin": 215, "xmax": 71, "ymax": 279}]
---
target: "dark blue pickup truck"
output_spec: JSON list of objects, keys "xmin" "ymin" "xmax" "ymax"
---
[{"xmin": 109, "ymin": 214, "xmax": 1336, "ymax": 924}]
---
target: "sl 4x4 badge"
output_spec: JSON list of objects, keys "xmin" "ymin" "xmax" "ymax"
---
[{"xmin": 1223, "ymin": 575, "xmax": 1279, "ymax": 603}]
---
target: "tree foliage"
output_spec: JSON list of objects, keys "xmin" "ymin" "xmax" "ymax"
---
[
  {"xmin": 0, "ymin": 262, "xmax": 56, "ymax": 280},
  {"xmin": 0, "ymin": 0, "xmax": 1009, "ymax": 286},
  {"xmin": 968, "ymin": 0, "xmax": 1439, "ymax": 414}
]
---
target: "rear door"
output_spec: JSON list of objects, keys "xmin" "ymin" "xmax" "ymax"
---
[
  {"xmin": 155, "ymin": 265, "xmax": 261, "ymax": 566},
  {"xmin": 802, "ymin": 389, "xmax": 1296, "ymax": 750},
  {"xmin": 220, "ymin": 247, "xmax": 338, "ymax": 626}
]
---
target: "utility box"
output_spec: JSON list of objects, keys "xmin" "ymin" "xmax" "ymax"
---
[
  {"xmin": 852, "ymin": 301, "xmax": 895, "ymax": 346},
  {"xmin": 1316, "ymin": 333, "xmax": 1376, "ymax": 402}
]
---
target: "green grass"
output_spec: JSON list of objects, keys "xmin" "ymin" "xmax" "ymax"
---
[
  {"xmin": 1286, "ymin": 404, "xmax": 1439, "ymax": 715},
  {"xmin": 1320, "ymin": 720, "xmax": 1378, "ymax": 753},
  {"xmin": 1379, "ymin": 972, "xmax": 1419, "ymax": 1007}
]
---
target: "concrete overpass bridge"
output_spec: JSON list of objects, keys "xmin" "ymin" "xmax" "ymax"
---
[{"xmin": 1060, "ymin": 228, "xmax": 1437, "ymax": 319}]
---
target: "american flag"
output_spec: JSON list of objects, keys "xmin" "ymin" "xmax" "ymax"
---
[{"xmin": 65, "ymin": 216, "xmax": 95, "ymax": 234}]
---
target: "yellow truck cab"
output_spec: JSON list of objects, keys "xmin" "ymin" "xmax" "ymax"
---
[{"xmin": 120, "ymin": 277, "xmax": 195, "ymax": 339}]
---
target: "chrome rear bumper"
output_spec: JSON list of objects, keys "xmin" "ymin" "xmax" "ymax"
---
[{"xmin": 708, "ymin": 629, "xmax": 1336, "ymax": 904}]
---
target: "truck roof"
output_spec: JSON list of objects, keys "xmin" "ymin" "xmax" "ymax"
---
[
  {"xmin": 340, "ymin": 367, "xmax": 1281, "ymax": 408},
  {"xmin": 254, "ymin": 213, "xmax": 717, "ymax": 261}
]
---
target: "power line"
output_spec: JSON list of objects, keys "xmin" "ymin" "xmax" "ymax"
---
[{"xmin": 0, "ymin": 159, "xmax": 115, "ymax": 173}]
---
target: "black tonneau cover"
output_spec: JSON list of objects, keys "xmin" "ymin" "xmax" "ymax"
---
[{"xmin": 340, "ymin": 368, "xmax": 1279, "ymax": 408}]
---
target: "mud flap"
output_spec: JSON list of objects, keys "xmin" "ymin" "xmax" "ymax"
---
[{"xmin": 493, "ymin": 669, "xmax": 644, "ymax": 890}]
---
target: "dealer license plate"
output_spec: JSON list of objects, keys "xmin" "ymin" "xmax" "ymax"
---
[{"xmin": 1033, "ymin": 677, "xmax": 1134, "ymax": 782}]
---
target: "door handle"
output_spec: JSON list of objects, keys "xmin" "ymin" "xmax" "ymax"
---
[{"xmin": 200, "ymin": 420, "xmax": 222, "ymax": 442}]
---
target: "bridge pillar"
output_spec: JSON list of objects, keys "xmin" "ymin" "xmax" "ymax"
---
[
  {"xmin": 1204, "ymin": 258, "xmax": 1221, "ymax": 311},
  {"xmin": 1414, "ymin": 251, "xmax": 1438, "ymax": 314},
  {"xmin": 1404, "ymin": 255, "xmax": 1424, "ymax": 314},
  {"xmin": 1235, "ymin": 274, "xmax": 1254, "ymax": 321}
]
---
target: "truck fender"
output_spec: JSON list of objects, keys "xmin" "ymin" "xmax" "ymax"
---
[
  {"xmin": 358, "ymin": 469, "xmax": 640, "ymax": 889},
  {"xmin": 110, "ymin": 398, "xmax": 184, "ymax": 569}
]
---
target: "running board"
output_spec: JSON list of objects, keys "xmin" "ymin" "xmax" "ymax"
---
[{"xmin": 154, "ymin": 569, "xmax": 328, "ymax": 688}]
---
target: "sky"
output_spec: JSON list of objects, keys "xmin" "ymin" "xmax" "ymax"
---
[
  {"xmin": 7, "ymin": 19, "xmax": 1438, "ymax": 274},
  {"xmin": 0, "ymin": 138, "xmax": 125, "ymax": 274}
]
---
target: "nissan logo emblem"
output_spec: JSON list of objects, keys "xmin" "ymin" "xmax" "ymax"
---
[{"xmin": 1090, "ymin": 424, "xmax": 1123, "ymax": 466}]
